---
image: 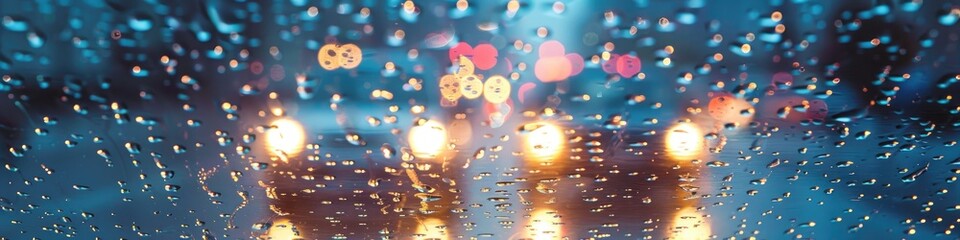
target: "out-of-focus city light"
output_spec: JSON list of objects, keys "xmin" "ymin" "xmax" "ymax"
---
[
  {"xmin": 665, "ymin": 122, "xmax": 704, "ymax": 160},
  {"xmin": 414, "ymin": 218, "xmax": 448, "ymax": 239},
  {"xmin": 670, "ymin": 207, "xmax": 711, "ymax": 239},
  {"xmin": 408, "ymin": 120, "xmax": 448, "ymax": 158},
  {"xmin": 526, "ymin": 208, "xmax": 562, "ymax": 240},
  {"xmin": 262, "ymin": 218, "xmax": 302, "ymax": 239},
  {"xmin": 523, "ymin": 122, "xmax": 565, "ymax": 161},
  {"xmin": 266, "ymin": 118, "xmax": 306, "ymax": 159}
]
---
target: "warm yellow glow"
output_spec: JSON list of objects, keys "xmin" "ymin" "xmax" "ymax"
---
[
  {"xmin": 523, "ymin": 122, "xmax": 565, "ymax": 161},
  {"xmin": 526, "ymin": 208, "xmax": 562, "ymax": 240},
  {"xmin": 669, "ymin": 207, "xmax": 711, "ymax": 240},
  {"xmin": 414, "ymin": 218, "xmax": 448, "ymax": 240},
  {"xmin": 408, "ymin": 120, "xmax": 448, "ymax": 159},
  {"xmin": 506, "ymin": 0, "xmax": 520, "ymax": 13},
  {"xmin": 266, "ymin": 118, "xmax": 306, "ymax": 159},
  {"xmin": 665, "ymin": 122, "xmax": 704, "ymax": 160},
  {"xmin": 262, "ymin": 218, "xmax": 303, "ymax": 239}
]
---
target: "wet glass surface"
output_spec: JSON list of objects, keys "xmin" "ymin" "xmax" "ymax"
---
[{"xmin": 2, "ymin": 0, "xmax": 960, "ymax": 239}]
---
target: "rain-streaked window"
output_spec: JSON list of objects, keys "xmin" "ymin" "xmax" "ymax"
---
[{"xmin": 1, "ymin": 0, "xmax": 959, "ymax": 239}]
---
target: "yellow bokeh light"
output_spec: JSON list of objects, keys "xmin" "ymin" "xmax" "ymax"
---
[
  {"xmin": 414, "ymin": 218, "xmax": 448, "ymax": 240},
  {"xmin": 526, "ymin": 208, "xmax": 562, "ymax": 240},
  {"xmin": 523, "ymin": 122, "xmax": 565, "ymax": 161},
  {"xmin": 506, "ymin": 0, "xmax": 520, "ymax": 13},
  {"xmin": 408, "ymin": 120, "xmax": 448, "ymax": 159},
  {"xmin": 266, "ymin": 118, "xmax": 306, "ymax": 159},
  {"xmin": 665, "ymin": 122, "xmax": 704, "ymax": 160},
  {"xmin": 261, "ymin": 218, "xmax": 303, "ymax": 239},
  {"xmin": 669, "ymin": 207, "xmax": 711, "ymax": 240}
]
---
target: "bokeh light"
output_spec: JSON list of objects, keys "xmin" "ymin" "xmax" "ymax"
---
[
  {"xmin": 523, "ymin": 122, "xmax": 565, "ymax": 161},
  {"xmin": 266, "ymin": 118, "xmax": 306, "ymax": 159},
  {"xmin": 665, "ymin": 122, "xmax": 705, "ymax": 160},
  {"xmin": 670, "ymin": 207, "xmax": 711, "ymax": 240},
  {"xmin": 526, "ymin": 208, "xmax": 563, "ymax": 240},
  {"xmin": 414, "ymin": 218, "xmax": 448, "ymax": 240},
  {"xmin": 408, "ymin": 120, "xmax": 448, "ymax": 159}
]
